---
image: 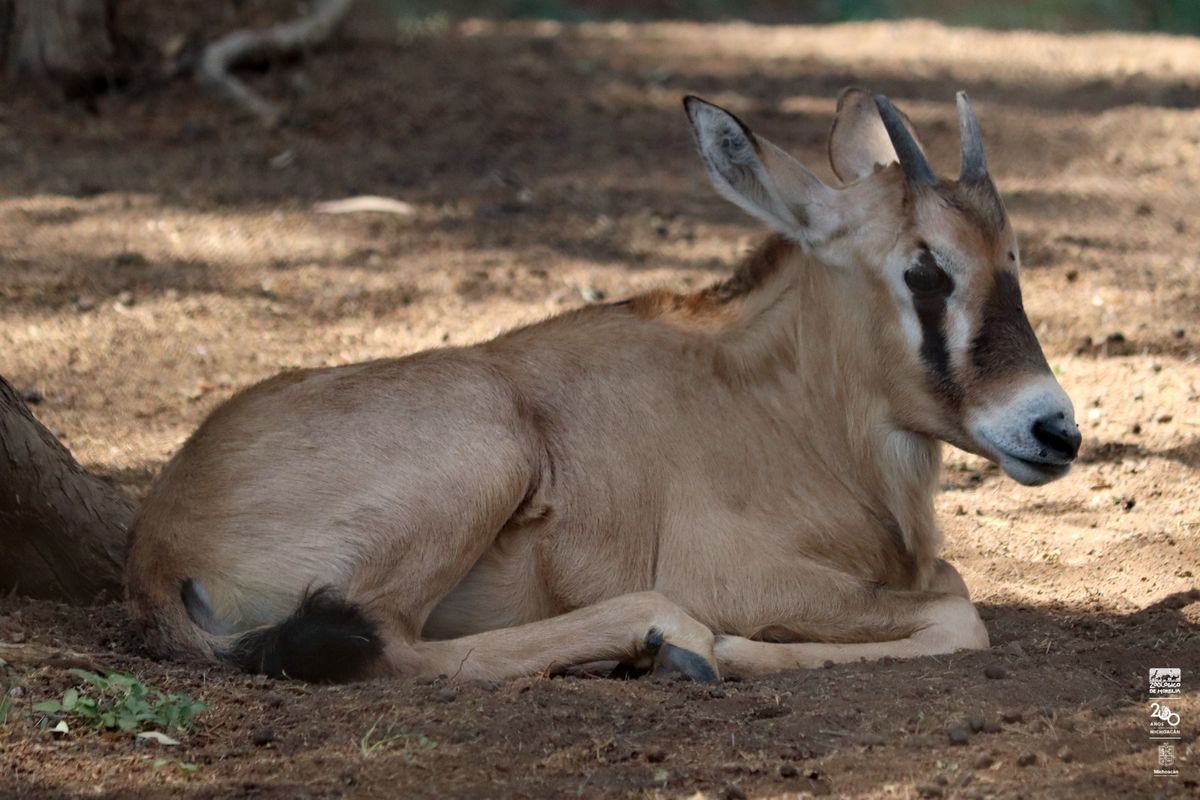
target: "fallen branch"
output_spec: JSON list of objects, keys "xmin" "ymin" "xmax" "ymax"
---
[
  {"xmin": 0, "ymin": 642, "xmax": 106, "ymax": 673},
  {"xmin": 196, "ymin": 0, "xmax": 357, "ymax": 127}
]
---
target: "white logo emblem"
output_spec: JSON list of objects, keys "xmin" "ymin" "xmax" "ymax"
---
[{"xmin": 1149, "ymin": 668, "xmax": 1181, "ymax": 696}]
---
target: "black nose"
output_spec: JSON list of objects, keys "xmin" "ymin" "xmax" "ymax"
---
[{"xmin": 1031, "ymin": 413, "xmax": 1081, "ymax": 461}]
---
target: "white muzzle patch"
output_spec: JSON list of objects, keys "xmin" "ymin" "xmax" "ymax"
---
[{"xmin": 966, "ymin": 374, "xmax": 1080, "ymax": 486}]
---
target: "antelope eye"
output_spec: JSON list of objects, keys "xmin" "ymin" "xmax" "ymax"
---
[{"xmin": 904, "ymin": 254, "xmax": 952, "ymax": 295}]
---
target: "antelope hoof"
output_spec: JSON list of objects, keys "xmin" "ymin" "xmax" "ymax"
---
[{"xmin": 645, "ymin": 627, "xmax": 720, "ymax": 683}]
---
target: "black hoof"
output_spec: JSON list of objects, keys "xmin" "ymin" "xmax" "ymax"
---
[{"xmin": 644, "ymin": 627, "xmax": 719, "ymax": 683}]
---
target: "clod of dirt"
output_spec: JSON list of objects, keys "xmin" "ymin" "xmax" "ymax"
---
[
  {"xmin": 779, "ymin": 764, "xmax": 798, "ymax": 778},
  {"xmin": 1001, "ymin": 710, "xmax": 1024, "ymax": 724},
  {"xmin": 916, "ymin": 785, "xmax": 944, "ymax": 799},
  {"xmin": 968, "ymin": 717, "xmax": 986, "ymax": 733},
  {"xmin": 644, "ymin": 749, "xmax": 666, "ymax": 764},
  {"xmin": 983, "ymin": 720, "xmax": 1002, "ymax": 734},
  {"xmin": 1016, "ymin": 753, "xmax": 1038, "ymax": 767},
  {"xmin": 252, "ymin": 727, "xmax": 275, "ymax": 746},
  {"xmin": 983, "ymin": 663, "xmax": 1007, "ymax": 680},
  {"xmin": 431, "ymin": 687, "xmax": 458, "ymax": 703},
  {"xmin": 948, "ymin": 727, "xmax": 971, "ymax": 746},
  {"xmin": 974, "ymin": 753, "xmax": 996, "ymax": 770}
]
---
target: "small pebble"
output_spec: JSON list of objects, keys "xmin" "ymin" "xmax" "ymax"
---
[
  {"xmin": 431, "ymin": 687, "xmax": 458, "ymax": 703},
  {"xmin": 983, "ymin": 664, "xmax": 1007, "ymax": 680},
  {"xmin": 973, "ymin": 753, "xmax": 995, "ymax": 770},
  {"xmin": 983, "ymin": 720, "xmax": 1001, "ymax": 734},
  {"xmin": 968, "ymin": 716, "xmax": 986, "ymax": 733},
  {"xmin": 252, "ymin": 727, "xmax": 275, "ymax": 746},
  {"xmin": 1016, "ymin": 752, "xmax": 1037, "ymax": 767},
  {"xmin": 778, "ymin": 764, "xmax": 798, "ymax": 778},
  {"xmin": 948, "ymin": 727, "xmax": 971, "ymax": 746}
]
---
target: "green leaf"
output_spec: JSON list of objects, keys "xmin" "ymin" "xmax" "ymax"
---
[
  {"xmin": 32, "ymin": 700, "xmax": 62, "ymax": 714},
  {"xmin": 69, "ymin": 669, "xmax": 108, "ymax": 689},
  {"xmin": 62, "ymin": 688, "xmax": 79, "ymax": 711}
]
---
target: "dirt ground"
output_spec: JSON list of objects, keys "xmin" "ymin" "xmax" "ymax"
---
[{"xmin": 1, "ymin": 7, "xmax": 1199, "ymax": 799}]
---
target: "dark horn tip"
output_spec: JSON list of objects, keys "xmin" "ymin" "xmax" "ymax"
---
[{"xmin": 873, "ymin": 94, "xmax": 936, "ymax": 186}]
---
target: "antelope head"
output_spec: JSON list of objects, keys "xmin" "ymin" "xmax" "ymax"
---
[{"xmin": 684, "ymin": 89, "xmax": 1080, "ymax": 486}]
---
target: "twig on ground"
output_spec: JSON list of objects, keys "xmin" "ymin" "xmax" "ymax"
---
[
  {"xmin": 0, "ymin": 642, "xmax": 106, "ymax": 673},
  {"xmin": 196, "ymin": 0, "xmax": 358, "ymax": 127}
]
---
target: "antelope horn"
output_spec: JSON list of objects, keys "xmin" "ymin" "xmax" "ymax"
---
[
  {"xmin": 874, "ymin": 94, "xmax": 935, "ymax": 186},
  {"xmin": 957, "ymin": 91, "xmax": 989, "ymax": 183}
]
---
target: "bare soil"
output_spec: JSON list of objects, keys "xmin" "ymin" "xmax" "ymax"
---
[{"xmin": 1, "ymin": 8, "xmax": 1199, "ymax": 799}]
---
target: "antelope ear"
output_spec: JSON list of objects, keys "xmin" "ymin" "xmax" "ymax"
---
[
  {"xmin": 684, "ymin": 95, "xmax": 837, "ymax": 243},
  {"xmin": 828, "ymin": 87, "xmax": 926, "ymax": 184}
]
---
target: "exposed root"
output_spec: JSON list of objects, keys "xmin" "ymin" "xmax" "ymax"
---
[
  {"xmin": 196, "ymin": 0, "xmax": 357, "ymax": 127},
  {"xmin": 0, "ymin": 642, "xmax": 106, "ymax": 673}
]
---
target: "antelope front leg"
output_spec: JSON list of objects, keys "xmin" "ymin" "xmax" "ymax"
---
[
  {"xmin": 713, "ymin": 580, "xmax": 988, "ymax": 676},
  {"xmin": 389, "ymin": 591, "xmax": 719, "ymax": 682}
]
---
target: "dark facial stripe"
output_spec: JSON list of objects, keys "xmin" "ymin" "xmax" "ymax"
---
[
  {"xmin": 971, "ymin": 270, "xmax": 1050, "ymax": 377},
  {"xmin": 911, "ymin": 250, "xmax": 963, "ymax": 404}
]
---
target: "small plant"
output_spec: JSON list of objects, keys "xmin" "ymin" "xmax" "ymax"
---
[
  {"xmin": 0, "ymin": 694, "xmax": 12, "ymax": 724},
  {"xmin": 33, "ymin": 669, "xmax": 207, "ymax": 734},
  {"xmin": 152, "ymin": 759, "xmax": 199, "ymax": 780},
  {"xmin": 359, "ymin": 716, "xmax": 439, "ymax": 761}
]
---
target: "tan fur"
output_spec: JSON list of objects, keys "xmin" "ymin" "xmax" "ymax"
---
[{"xmin": 126, "ymin": 91, "xmax": 1071, "ymax": 680}]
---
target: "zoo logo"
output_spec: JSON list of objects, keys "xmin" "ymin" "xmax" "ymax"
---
[
  {"xmin": 1150, "ymin": 702, "xmax": 1181, "ymax": 728},
  {"xmin": 1149, "ymin": 668, "xmax": 1181, "ymax": 696}
]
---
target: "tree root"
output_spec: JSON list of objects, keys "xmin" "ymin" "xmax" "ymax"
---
[
  {"xmin": 196, "ymin": 0, "xmax": 357, "ymax": 127},
  {"xmin": 0, "ymin": 642, "xmax": 106, "ymax": 673}
]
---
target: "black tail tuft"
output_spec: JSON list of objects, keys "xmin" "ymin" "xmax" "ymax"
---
[{"xmin": 222, "ymin": 588, "xmax": 384, "ymax": 683}]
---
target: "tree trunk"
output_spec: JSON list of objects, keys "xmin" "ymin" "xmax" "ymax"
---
[
  {"xmin": 0, "ymin": 0, "xmax": 116, "ymax": 85},
  {"xmin": 0, "ymin": 375, "xmax": 131, "ymax": 603}
]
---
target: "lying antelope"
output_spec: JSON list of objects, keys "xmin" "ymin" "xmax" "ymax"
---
[{"xmin": 127, "ymin": 89, "xmax": 1080, "ymax": 683}]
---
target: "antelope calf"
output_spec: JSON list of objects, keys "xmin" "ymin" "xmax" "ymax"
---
[{"xmin": 126, "ymin": 89, "xmax": 1080, "ymax": 682}]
